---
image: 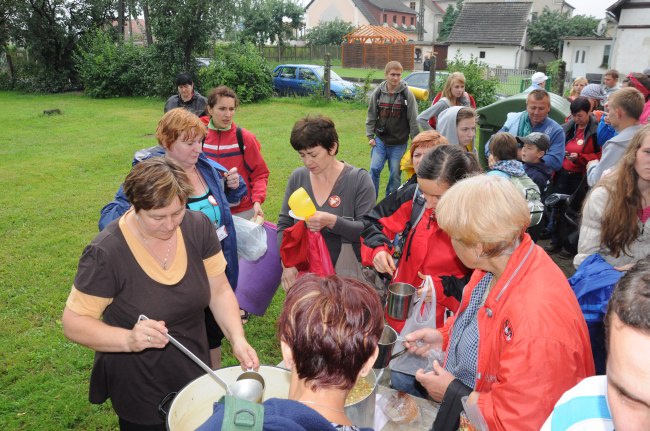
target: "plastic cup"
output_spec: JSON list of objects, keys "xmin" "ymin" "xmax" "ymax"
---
[{"xmin": 288, "ymin": 187, "xmax": 316, "ymax": 219}]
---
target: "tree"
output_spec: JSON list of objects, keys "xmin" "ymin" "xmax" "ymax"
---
[
  {"xmin": 528, "ymin": 8, "xmax": 599, "ymax": 58},
  {"xmin": 241, "ymin": 0, "xmax": 303, "ymax": 57},
  {"xmin": 305, "ymin": 18, "xmax": 354, "ymax": 46},
  {"xmin": 15, "ymin": 0, "xmax": 116, "ymax": 90},
  {"xmin": 438, "ymin": 0, "xmax": 462, "ymax": 41}
]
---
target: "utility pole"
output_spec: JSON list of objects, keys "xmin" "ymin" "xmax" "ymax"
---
[
  {"xmin": 417, "ymin": 0, "xmax": 425, "ymax": 41},
  {"xmin": 325, "ymin": 54, "xmax": 331, "ymax": 101}
]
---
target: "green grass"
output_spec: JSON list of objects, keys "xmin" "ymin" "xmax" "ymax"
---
[{"xmin": 0, "ymin": 92, "xmax": 382, "ymax": 430}]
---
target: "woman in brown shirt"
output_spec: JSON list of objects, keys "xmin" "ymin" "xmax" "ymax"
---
[{"xmin": 62, "ymin": 158, "xmax": 258, "ymax": 430}]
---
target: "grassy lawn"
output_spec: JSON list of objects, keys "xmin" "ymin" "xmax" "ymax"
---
[{"xmin": 0, "ymin": 92, "xmax": 381, "ymax": 430}]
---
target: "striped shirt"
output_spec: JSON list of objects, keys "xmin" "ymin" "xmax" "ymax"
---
[{"xmin": 541, "ymin": 375, "xmax": 614, "ymax": 431}]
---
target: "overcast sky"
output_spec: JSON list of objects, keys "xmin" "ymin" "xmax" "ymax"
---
[
  {"xmin": 570, "ymin": 0, "xmax": 616, "ymax": 18},
  {"xmin": 298, "ymin": 0, "xmax": 617, "ymax": 19}
]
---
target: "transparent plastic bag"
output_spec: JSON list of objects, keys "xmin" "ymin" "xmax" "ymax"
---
[
  {"xmin": 232, "ymin": 215, "xmax": 267, "ymax": 261},
  {"xmin": 390, "ymin": 275, "xmax": 438, "ymax": 376}
]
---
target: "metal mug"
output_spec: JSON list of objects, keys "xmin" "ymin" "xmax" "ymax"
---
[
  {"xmin": 373, "ymin": 325, "xmax": 408, "ymax": 369},
  {"xmin": 386, "ymin": 282, "xmax": 417, "ymax": 320}
]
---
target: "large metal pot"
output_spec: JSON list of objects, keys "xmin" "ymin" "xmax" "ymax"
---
[{"xmin": 166, "ymin": 365, "xmax": 377, "ymax": 430}]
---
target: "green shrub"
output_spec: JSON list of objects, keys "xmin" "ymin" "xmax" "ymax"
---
[
  {"xmin": 198, "ymin": 43, "xmax": 273, "ymax": 103},
  {"xmin": 435, "ymin": 51, "xmax": 498, "ymax": 108},
  {"xmin": 74, "ymin": 29, "xmax": 182, "ymax": 98}
]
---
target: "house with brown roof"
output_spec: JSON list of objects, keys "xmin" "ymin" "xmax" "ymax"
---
[{"xmin": 445, "ymin": 1, "xmax": 534, "ymax": 68}]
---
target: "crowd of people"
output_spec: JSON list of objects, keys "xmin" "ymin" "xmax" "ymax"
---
[{"xmin": 61, "ymin": 63, "xmax": 650, "ymax": 431}]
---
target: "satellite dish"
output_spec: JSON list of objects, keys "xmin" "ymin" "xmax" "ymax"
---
[{"xmin": 594, "ymin": 19, "xmax": 607, "ymax": 36}]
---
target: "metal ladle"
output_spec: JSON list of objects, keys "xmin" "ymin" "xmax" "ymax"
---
[{"xmin": 138, "ymin": 314, "xmax": 264, "ymax": 402}]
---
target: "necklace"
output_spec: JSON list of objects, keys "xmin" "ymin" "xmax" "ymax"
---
[
  {"xmin": 135, "ymin": 214, "xmax": 175, "ymax": 270},
  {"xmin": 298, "ymin": 400, "xmax": 345, "ymax": 414}
]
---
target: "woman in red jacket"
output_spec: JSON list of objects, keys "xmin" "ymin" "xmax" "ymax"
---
[
  {"xmin": 404, "ymin": 175, "xmax": 594, "ymax": 431},
  {"xmin": 361, "ymin": 145, "xmax": 482, "ymax": 331},
  {"xmin": 202, "ymin": 86, "xmax": 270, "ymax": 221}
]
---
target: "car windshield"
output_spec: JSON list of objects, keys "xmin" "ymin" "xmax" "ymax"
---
[
  {"xmin": 313, "ymin": 67, "xmax": 343, "ymax": 81},
  {"xmin": 406, "ymin": 73, "xmax": 429, "ymax": 88}
]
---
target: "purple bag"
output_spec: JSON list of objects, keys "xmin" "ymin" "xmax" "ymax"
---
[{"xmin": 235, "ymin": 221, "xmax": 282, "ymax": 316}]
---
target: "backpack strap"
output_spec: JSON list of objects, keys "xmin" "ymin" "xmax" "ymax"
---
[
  {"xmin": 236, "ymin": 127, "xmax": 254, "ymax": 173},
  {"xmin": 220, "ymin": 395, "xmax": 264, "ymax": 431}
]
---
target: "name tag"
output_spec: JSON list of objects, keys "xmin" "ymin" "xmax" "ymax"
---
[{"xmin": 216, "ymin": 225, "xmax": 228, "ymax": 241}]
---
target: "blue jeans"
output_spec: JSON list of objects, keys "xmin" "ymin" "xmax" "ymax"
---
[
  {"xmin": 370, "ymin": 137, "xmax": 407, "ymax": 198},
  {"xmin": 390, "ymin": 370, "xmax": 429, "ymax": 398}
]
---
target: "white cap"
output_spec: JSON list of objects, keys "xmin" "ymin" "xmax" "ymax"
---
[{"xmin": 531, "ymin": 72, "xmax": 549, "ymax": 84}]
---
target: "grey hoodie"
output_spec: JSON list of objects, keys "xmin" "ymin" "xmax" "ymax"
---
[
  {"xmin": 365, "ymin": 80, "xmax": 419, "ymax": 146},
  {"xmin": 437, "ymin": 106, "xmax": 463, "ymax": 145}
]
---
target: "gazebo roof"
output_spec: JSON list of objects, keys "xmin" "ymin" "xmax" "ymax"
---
[{"xmin": 344, "ymin": 25, "xmax": 409, "ymax": 44}]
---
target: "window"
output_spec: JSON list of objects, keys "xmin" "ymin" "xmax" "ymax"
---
[
  {"xmin": 411, "ymin": 17, "xmax": 414, "ymax": 25},
  {"xmin": 402, "ymin": 16, "xmax": 405, "ymax": 25},
  {"xmin": 479, "ymin": 51, "xmax": 486, "ymax": 59},
  {"xmin": 575, "ymin": 50, "xmax": 580, "ymax": 63},
  {"xmin": 581, "ymin": 50, "xmax": 585, "ymax": 63},
  {"xmin": 410, "ymin": 2, "xmax": 416, "ymax": 9},
  {"xmin": 602, "ymin": 45, "xmax": 611, "ymax": 66},
  {"xmin": 393, "ymin": 15, "xmax": 397, "ymax": 24},
  {"xmin": 383, "ymin": 14, "xmax": 387, "ymax": 23}
]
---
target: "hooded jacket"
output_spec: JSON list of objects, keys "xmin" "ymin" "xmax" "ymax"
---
[
  {"xmin": 98, "ymin": 146, "xmax": 246, "ymax": 289},
  {"xmin": 196, "ymin": 398, "xmax": 373, "ymax": 431},
  {"xmin": 366, "ymin": 80, "xmax": 419, "ymax": 146},
  {"xmin": 436, "ymin": 106, "xmax": 476, "ymax": 152},
  {"xmin": 439, "ymin": 234, "xmax": 594, "ymax": 431}
]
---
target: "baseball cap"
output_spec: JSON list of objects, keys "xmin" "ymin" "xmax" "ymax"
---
[
  {"xmin": 580, "ymin": 84, "xmax": 606, "ymax": 102},
  {"xmin": 516, "ymin": 132, "xmax": 550, "ymax": 152},
  {"xmin": 531, "ymin": 72, "xmax": 549, "ymax": 85}
]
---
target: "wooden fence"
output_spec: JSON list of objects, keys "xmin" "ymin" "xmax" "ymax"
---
[
  {"xmin": 259, "ymin": 45, "xmax": 341, "ymax": 63},
  {"xmin": 342, "ymin": 43, "xmax": 414, "ymax": 70}
]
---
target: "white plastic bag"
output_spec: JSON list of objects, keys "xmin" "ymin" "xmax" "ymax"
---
[
  {"xmin": 389, "ymin": 275, "xmax": 438, "ymax": 376},
  {"xmin": 232, "ymin": 215, "xmax": 267, "ymax": 261}
]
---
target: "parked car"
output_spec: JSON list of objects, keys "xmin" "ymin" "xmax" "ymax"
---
[
  {"xmin": 403, "ymin": 71, "xmax": 449, "ymax": 91},
  {"xmin": 272, "ymin": 64, "xmax": 359, "ymax": 99}
]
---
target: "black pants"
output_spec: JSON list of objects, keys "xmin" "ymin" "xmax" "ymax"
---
[{"xmin": 548, "ymin": 169, "xmax": 584, "ymax": 247}]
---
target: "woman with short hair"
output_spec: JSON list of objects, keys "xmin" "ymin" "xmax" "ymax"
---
[
  {"xmin": 278, "ymin": 115, "xmax": 376, "ymax": 291},
  {"xmin": 197, "ymin": 274, "xmax": 383, "ymax": 430},
  {"xmin": 63, "ymin": 158, "xmax": 258, "ymax": 431},
  {"xmin": 403, "ymin": 174, "xmax": 594, "ymax": 431}
]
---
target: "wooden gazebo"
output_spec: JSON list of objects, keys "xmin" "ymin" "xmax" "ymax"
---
[{"xmin": 342, "ymin": 25, "xmax": 414, "ymax": 70}]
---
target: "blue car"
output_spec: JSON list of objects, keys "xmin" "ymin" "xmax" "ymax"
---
[{"xmin": 272, "ymin": 64, "xmax": 359, "ymax": 99}]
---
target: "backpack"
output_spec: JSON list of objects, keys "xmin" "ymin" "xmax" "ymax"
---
[
  {"xmin": 220, "ymin": 395, "xmax": 264, "ymax": 431},
  {"xmin": 510, "ymin": 175, "xmax": 544, "ymax": 227}
]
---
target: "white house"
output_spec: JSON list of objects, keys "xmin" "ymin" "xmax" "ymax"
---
[
  {"xmin": 607, "ymin": 0, "xmax": 650, "ymax": 75},
  {"xmin": 445, "ymin": 2, "xmax": 533, "ymax": 69},
  {"xmin": 561, "ymin": 37, "xmax": 613, "ymax": 82}
]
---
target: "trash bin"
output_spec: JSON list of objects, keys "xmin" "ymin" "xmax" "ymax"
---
[{"xmin": 476, "ymin": 91, "xmax": 571, "ymax": 167}]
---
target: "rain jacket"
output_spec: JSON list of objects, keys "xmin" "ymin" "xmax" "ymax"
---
[
  {"xmin": 203, "ymin": 121, "xmax": 270, "ymax": 214},
  {"xmin": 98, "ymin": 146, "xmax": 246, "ymax": 289},
  {"xmin": 438, "ymin": 234, "xmax": 595, "ymax": 431},
  {"xmin": 361, "ymin": 183, "xmax": 468, "ymax": 329},
  {"xmin": 196, "ymin": 398, "xmax": 373, "ymax": 431}
]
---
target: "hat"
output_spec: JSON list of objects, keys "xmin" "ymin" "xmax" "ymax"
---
[
  {"xmin": 516, "ymin": 132, "xmax": 550, "ymax": 152},
  {"xmin": 580, "ymin": 83, "xmax": 606, "ymax": 102},
  {"xmin": 531, "ymin": 72, "xmax": 549, "ymax": 85}
]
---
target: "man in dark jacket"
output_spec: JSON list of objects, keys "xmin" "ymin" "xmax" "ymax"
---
[{"xmin": 517, "ymin": 132, "xmax": 553, "ymax": 196}]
